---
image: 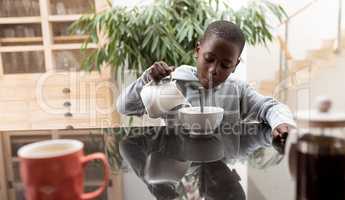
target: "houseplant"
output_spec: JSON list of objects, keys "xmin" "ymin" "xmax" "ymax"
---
[{"xmin": 70, "ymin": 0, "xmax": 286, "ymax": 76}]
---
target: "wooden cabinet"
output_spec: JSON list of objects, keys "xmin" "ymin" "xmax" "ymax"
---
[
  {"xmin": 2, "ymin": 131, "xmax": 52, "ymax": 200},
  {"xmin": 0, "ymin": 134, "xmax": 9, "ymax": 200},
  {"xmin": 0, "ymin": 71, "xmax": 119, "ymax": 130},
  {"xmin": 0, "ymin": 130, "xmax": 123, "ymax": 200},
  {"xmin": 0, "ymin": 0, "xmax": 119, "ymax": 131},
  {"xmin": 0, "ymin": 0, "xmax": 122, "ymax": 199}
]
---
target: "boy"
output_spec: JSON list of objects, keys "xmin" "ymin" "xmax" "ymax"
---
[
  {"xmin": 117, "ymin": 20, "xmax": 295, "ymax": 145},
  {"xmin": 117, "ymin": 20, "xmax": 295, "ymax": 199}
]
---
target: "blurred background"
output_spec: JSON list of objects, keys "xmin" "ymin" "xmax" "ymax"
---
[{"xmin": 0, "ymin": 0, "xmax": 344, "ymax": 199}]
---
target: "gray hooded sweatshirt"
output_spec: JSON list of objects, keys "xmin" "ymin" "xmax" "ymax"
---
[{"xmin": 116, "ymin": 65, "xmax": 296, "ymax": 159}]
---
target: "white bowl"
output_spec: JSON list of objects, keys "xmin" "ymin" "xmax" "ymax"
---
[{"xmin": 178, "ymin": 106, "xmax": 224, "ymax": 133}]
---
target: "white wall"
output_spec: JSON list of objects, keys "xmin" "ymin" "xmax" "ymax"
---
[
  {"xmin": 247, "ymin": 0, "xmax": 344, "ymax": 82},
  {"xmin": 294, "ymin": 51, "xmax": 345, "ymax": 111},
  {"xmin": 247, "ymin": 1, "xmax": 345, "ymax": 200},
  {"xmin": 247, "ymin": 50, "xmax": 345, "ymax": 200}
]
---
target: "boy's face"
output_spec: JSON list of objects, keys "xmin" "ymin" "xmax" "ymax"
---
[{"xmin": 195, "ymin": 34, "xmax": 241, "ymax": 89}]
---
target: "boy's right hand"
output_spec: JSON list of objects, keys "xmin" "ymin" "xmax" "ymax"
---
[{"xmin": 149, "ymin": 61, "xmax": 174, "ymax": 82}]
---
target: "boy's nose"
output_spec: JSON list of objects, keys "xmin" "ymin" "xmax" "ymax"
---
[
  {"xmin": 208, "ymin": 64, "xmax": 217, "ymax": 75},
  {"xmin": 208, "ymin": 64, "xmax": 218, "ymax": 76}
]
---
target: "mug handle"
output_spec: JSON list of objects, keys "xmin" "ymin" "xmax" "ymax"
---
[{"xmin": 80, "ymin": 153, "xmax": 110, "ymax": 200}]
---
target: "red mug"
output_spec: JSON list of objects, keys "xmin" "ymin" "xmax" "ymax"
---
[{"xmin": 18, "ymin": 139, "xmax": 110, "ymax": 200}]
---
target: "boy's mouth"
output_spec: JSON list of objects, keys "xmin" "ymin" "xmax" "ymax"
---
[
  {"xmin": 197, "ymin": 71, "xmax": 219, "ymax": 89},
  {"xmin": 200, "ymin": 78, "xmax": 218, "ymax": 89}
]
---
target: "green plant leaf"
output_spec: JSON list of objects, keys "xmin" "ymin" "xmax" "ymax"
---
[
  {"xmin": 151, "ymin": 36, "xmax": 160, "ymax": 53},
  {"xmin": 71, "ymin": 0, "xmax": 287, "ymax": 76}
]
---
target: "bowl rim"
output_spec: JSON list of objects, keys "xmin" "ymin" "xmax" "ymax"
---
[{"xmin": 178, "ymin": 106, "xmax": 224, "ymax": 115}]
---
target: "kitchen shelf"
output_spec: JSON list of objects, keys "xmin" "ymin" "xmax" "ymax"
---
[
  {"xmin": 0, "ymin": 45, "xmax": 44, "ymax": 53},
  {"xmin": 49, "ymin": 0, "xmax": 95, "ymax": 15},
  {"xmin": 51, "ymin": 21, "xmax": 88, "ymax": 44},
  {"xmin": 0, "ymin": 17, "xmax": 41, "ymax": 24},
  {"xmin": 51, "ymin": 43, "xmax": 96, "ymax": 50},
  {"xmin": 0, "ymin": 23, "xmax": 43, "ymax": 45},
  {"xmin": 0, "ymin": 36, "xmax": 89, "ymax": 44},
  {"xmin": 0, "ymin": 37, "xmax": 42, "ymax": 44},
  {"xmin": 48, "ymin": 14, "xmax": 82, "ymax": 22},
  {"xmin": 0, "ymin": 43, "xmax": 95, "ymax": 52},
  {"xmin": 55, "ymin": 35, "xmax": 88, "ymax": 43},
  {"xmin": 53, "ymin": 49, "xmax": 86, "ymax": 71}
]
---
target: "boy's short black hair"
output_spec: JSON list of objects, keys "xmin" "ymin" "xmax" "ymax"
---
[{"xmin": 201, "ymin": 20, "xmax": 246, "ymax": 54}]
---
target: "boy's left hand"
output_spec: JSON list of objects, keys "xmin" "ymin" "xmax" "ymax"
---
[
  {"xmin": 272, "ymin": 123, "xmax": 290, "ymax": 154},
  {"xmin": 273, "ymin": 123, "xmax": 289, "ymax": 138}
]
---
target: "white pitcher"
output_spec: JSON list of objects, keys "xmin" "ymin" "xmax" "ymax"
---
[{"xmin": 140, "ymin": 76, "xmax": 191, "ymax": 118}]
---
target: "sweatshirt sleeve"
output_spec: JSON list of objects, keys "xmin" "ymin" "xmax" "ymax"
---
[
  {"xmin": 240, "ymin": 82, "xmax": 296, "ymax": 131},
  {"xmin": 116, "ymin": 68, "xmax": 151, "ymax": 116}
]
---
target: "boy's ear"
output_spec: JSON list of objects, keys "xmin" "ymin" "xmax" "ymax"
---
[
  {"xmin": 195, "ymin": 41, "xmax": 201, "ymax": 56},
  {"xmin": 232, "ymin": 58, "xmax": 241, "ymax": 73},
  {"xmin": 235, "ymin": 58, "xmax": 241, "ymax": 67},
  {"xmin": 232, "ymin": 66, "xmax": 237, "ymax": 73}
]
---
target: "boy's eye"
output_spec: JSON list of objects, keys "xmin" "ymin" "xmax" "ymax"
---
[
  {"xmin": 205, "ymin": 57, "xmax": 214, "ymax": 63},
  {"xmin": 204, "ymin": 54, "xmax": 215, "ymax": 63},
  {"xmin": 221, "ymin": 62, "xmax": 231, "ymax": 69}
]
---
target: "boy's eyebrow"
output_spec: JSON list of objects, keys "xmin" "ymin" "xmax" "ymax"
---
[
  {"xmin": 203, "ymin": 52, "xmax": 233, "ymax": 63},
  {"xmin": 222, "ymin": 58, "xmax": 232, "ymax": 63},
  {"xmin": 204, "ymin": 52, "xmax": 215, "ymax": 56}
]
